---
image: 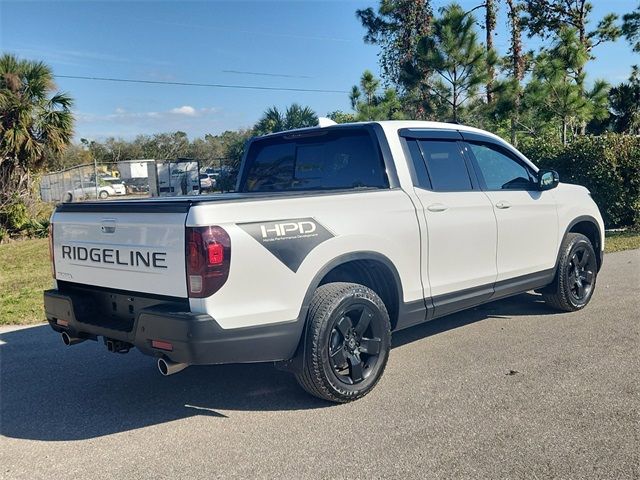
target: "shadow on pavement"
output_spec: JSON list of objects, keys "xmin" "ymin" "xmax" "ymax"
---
[
  {"xmin": 0, "ymin": 292, "xmax": 556, "ymax": 441},
  {"xmin": 392, "ymin": 291, "xmax": 557, "ymax": 348}
]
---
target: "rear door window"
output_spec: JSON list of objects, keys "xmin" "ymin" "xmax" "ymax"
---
[
  {"xmin": 418, "ymin": 140, "xmax": 473, "ymax": 192},
  {"xmin": 241, "ymin": 128, "xmax": 388, "ymax": 192}
]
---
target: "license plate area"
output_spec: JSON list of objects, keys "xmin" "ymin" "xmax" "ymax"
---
[{"xmin": 57, "ymin": 281, "xmax": 190, "ymax": 333}]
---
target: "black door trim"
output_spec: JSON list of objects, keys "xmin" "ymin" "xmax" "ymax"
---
[{"xmin": 393, "ymin": 267, "xmax": 557, "ymax": 331}]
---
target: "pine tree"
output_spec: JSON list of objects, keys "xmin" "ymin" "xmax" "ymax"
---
[
  {"xmin": 484, "ymin": 0, "xmax": 498, "ymax": 103},
  {"xmin": 349, "ymin": 71, "xmax": 405, "ymax": 121},
  {"xmin": 524, "ymin": 28, "xmax": 608, "ymax": 144},
  {"xmin": 404, "ymin": 3, "xmax": 496, "ymax": 122},
  {"xmin": 357, "ymin": 0, "xmax": 435, "ymax": 118}
]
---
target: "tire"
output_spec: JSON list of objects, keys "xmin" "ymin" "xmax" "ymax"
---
[
  {"xmin": 98, "ymin": 190, "xmax": 109, "ymax": 199},
  {"xmin": 64, "ymin": 193, "xmax": 73, "ymax": 203},
  {"xmin": 543, "ymin": 233, "xmax": 598, "ymax": 312},
  {"xmin": 295, "ymin": 282, "xmax": 391, "ymax": 403}
]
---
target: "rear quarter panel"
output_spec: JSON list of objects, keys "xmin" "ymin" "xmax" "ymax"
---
[{"xmin": 187, "ymin": 189, "xmax": 422, "ymax": 329}]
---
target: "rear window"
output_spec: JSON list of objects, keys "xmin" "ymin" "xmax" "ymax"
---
[{"xmin": 240, "ymin": 128, "xmax": 389, "ymax": 192}]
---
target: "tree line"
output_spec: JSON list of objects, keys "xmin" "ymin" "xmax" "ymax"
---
[
  {"xmin": 1, "ymin": 0, "xmax": 639, "ymax": 206},
  {"xmin": 332, "ymin": 0, "xmax": 640, "ymax": 148}
]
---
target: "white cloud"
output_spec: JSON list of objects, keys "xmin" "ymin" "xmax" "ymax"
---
[
  {"xmin": 170, "ymin": 105, "xmax": 197, "ymax": 116},
  {"xmin": 73, "ymin": 105, "xmax": 225, "ymax": 139},
  {"xmin": 76, "ymin": 106, "xmax": 218, "ymax": 123}
]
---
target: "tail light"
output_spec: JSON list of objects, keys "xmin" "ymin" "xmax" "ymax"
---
[
  {"xmin": 185, "ymin": 226, "xmax": 231, "ymax": 298},
  {"xmin": 48, "ymin": 223, "xmax": 56, "ymax": 278}
]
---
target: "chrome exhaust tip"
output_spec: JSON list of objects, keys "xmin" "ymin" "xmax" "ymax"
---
[
  {"xmin": 157, "ymin": 358, "xmax": 189, "ymax": 376},
  {"xmin": 61, "ymin": 331, "xmax": 86, "ymax": 346}
]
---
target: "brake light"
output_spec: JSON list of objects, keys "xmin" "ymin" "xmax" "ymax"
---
[
  {"xmin": 207, "ymin": 242, "xmax": 224, "ymax": 265},
  {"xmin": 185, "ymin": 226, "xmax": 231, "ymax": 298},
  {"xmin": 48, "ymin": 223, "xmax": 55, "ymax": 278}
]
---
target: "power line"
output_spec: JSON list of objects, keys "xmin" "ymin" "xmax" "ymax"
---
[
  {"xmin": 222, "ymin": 69, "xmax": 313, "ymax": 79},
  {"xmin": 55, "ymin": 74, "xmax": 347, "ymax": 94}
]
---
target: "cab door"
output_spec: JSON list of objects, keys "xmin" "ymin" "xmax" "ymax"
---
[
  {"xmin": 462, "ymin": 134, "xmax": 559, "ymax": 286},
  {"xmin": 401, "ymin": 130, "xmax": 498, "ymax": 317}
]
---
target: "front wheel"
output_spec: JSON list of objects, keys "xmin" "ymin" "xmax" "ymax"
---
[
  {"xmin": 98, "ymin": 190, "xmax": 109, "ymax": 199},
  {"xmin": 543, "ymin": 233, "xmax": 598, "ymax": 312},
  {"xmin": 295, "ymin": 282, "xmax": 391, "ymax": 403}
]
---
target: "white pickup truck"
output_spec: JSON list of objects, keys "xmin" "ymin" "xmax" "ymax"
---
[{"xmin": 45, "ymin": 121, "xmax": 604, "ymax": 402}]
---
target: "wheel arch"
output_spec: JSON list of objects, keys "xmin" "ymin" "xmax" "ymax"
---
[
  {"xmin": 564, "ymin": 215, "xmax": 603, "ymax": 271},
  {"xmin": 296, "ymin": 251, "xmax": 404, "ymax": 331}
]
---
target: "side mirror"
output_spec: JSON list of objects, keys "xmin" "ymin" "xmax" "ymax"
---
[{"xmin": 538, "ymin": 169, "xmax": 559, "ymax": 191}]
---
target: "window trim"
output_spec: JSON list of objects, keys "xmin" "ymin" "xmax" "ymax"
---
[
  {"xmin": 399, "ymin": 128, "xmax": 484, "ymax": 193},
  {"xmin": 398, "ymin": 128, "xmax": 463, "ymax": 141},
  {"xmin": 400, "ymin": 137, "xmax": 433, "ymax": 190},
  {"xmin": 463, "ymin": 139, "xmax": 539, "ymax": 192}
]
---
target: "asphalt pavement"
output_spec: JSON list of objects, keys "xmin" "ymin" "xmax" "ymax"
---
[{"xmin": 1, "ymin": 249, "xmax": 638, "ymax": 479}]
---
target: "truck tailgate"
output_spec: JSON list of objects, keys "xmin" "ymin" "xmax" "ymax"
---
[{"xmin": 52, "ymin": 209, "xmax": 188, "ymax": 298}]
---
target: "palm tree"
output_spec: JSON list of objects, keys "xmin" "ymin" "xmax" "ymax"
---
[
  {"xmin": 253, "ymin": 103, "xmax": 317, "ymax": 135},
  {"xmin": 283, "ymin": 103, "xmax": 317, "ymax": 130},
  {"xmin": 253, "ymin": 106, "xmax": 285, "ymax": 135},
  {"xmin": 0, "ymin": 54, "xmax": 74, "ymax": 195},
  {"xmin": 359, "ymin": 70, "xmax": 380, "ymax": 105},
  {"xmin": 349, "ymin": 85, "xmax": 361, "ymax": 109}
]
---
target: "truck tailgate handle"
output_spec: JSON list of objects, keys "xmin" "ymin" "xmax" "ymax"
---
[{"xmin": 427, "ymin": 203, "xmax": 448, "ymax": 212}]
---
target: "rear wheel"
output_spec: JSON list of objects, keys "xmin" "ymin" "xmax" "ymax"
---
[
  {"xmin": 543, "ymin": 233, "xmax": 598, "ymax": 312},
  {"xmin": 295, "ymin": 282, "xmax": 391, "ymax": 403}
]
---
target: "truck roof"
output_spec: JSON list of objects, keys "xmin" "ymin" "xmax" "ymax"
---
[
  {"xmin": 260, "ymin": 120, "xmax": 510, "ymax": 146},
  {"xmin": 257, "ymin": 120, "xmax": 533, "ymax": 170}
]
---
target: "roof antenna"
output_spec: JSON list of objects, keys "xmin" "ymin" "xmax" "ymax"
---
[{"xmin": 318, "ymin": 117, "xmax": 337, "ymax": 127}]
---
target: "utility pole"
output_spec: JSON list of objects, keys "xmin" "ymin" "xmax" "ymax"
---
[{"xmin": 94, "ymin": 157, "xmax": 99, "ymax": 199}]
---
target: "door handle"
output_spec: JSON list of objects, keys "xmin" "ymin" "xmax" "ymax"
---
[
  {"xmin": 427, "ymin": 203, "xmax": 449, "ymax": 212},
  {"xmin": 495, "ymin": 201, "xmax": 511, "ymax": 209}
]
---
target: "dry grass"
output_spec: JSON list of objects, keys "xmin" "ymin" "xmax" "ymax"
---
[{"xmin": 605, "ymin": 230, "xmax": 640, "ymax": 253}]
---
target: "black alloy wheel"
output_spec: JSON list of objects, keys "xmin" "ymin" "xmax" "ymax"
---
[
  {"xmin": 328, "ymin": 304, "xmax": 383, "ymax": 385},
  {"xmin": 543, "ymin": 232, "xmax": 598, "ymax": 312},
  {"xmin": 566, "ymin": 245, "xmax": 596, "ymax": 302},
  {"xmin": 295, "ymin": 282, "xmax": 391, "ymax": 403}
]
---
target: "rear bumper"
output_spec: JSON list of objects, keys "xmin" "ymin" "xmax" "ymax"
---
[{"xmin": 44, "ymin": 289, "xmax": 302, "ymax": 365}]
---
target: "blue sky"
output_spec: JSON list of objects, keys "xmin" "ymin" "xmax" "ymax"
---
[{"xmin": 2, "ymin": 0, "xmax": 638, "ymax": 140}]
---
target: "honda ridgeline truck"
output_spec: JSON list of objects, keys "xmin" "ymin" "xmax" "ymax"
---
[{"xmin": 45, "ymin": 121, "xmax": 604, "ymax": 402}]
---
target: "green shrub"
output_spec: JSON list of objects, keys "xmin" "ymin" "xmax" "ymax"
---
[
  {"xmin": 0, "ymin": 194, "xmax": 53, "ymax": 240},
  {"xmin": 522, "ymin": 134, "xmax": 640, "ymax": 228}
]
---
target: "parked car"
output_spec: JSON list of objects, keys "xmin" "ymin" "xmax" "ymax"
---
[
  {"xmin": 207, "ymin": 173, "xmax": 218, "ymax": 189},
  {"xmin": 63, "ymin": 182, "xmax": 120, "ymax": 202},
  {"xmin": 199, "ymin": 173, "xmax": 213, "ymax": 192},
  {"xmin": 46, "ymin": 121, "xmax": 604, "ymax": 403},
  {"xmin": 99, "ymin": 176, "xmax": 126, "ymax": 196}
]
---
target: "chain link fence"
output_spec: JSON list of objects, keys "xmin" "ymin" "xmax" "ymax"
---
[{"xmin": 40, "ymin": 159, "xmax": 236, "ymax": 203}]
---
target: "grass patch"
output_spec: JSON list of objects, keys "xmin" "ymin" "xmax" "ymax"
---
[
  {"xmin": 0, "ymin": 231, "xmax": 638, "ymax": 326},
  {"xmin": 0, "ymin": 238, "xmax": 51, "ymax": 325},
  {"xmin": 605, "ymin": 230, "xmax": 640, "ymax": 253}
]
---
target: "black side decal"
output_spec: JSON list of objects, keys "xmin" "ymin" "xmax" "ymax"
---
[{"xmin": 238, "ymin": 218, "xmax": 334, "ymax": 272}]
